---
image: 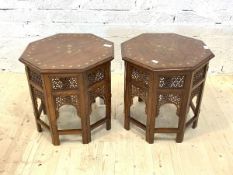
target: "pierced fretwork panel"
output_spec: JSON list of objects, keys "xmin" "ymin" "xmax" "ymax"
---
[
  {"xmin": 131, "ymin": 85, "xmax": 148, "ymax": 103},
  {"xmin": 193, "ymin": 66, "xmax": 206, "ymax": 86},
  {"xmin": 89, "ymin": 85, "xmax": 105, "ymax": 105},
  {"xmin": 54, "ymin": 95, "xmax": 79, "ymax": 111},
  {"xmin": 28, "ymin": 68, "xmax": 43, "ymax": 87},
  {"xmin": 50, "ymin": 76, "xmax": 79, "ymax": 90},
  {"xmin": 157, "ymin": 93, "xmax": 181, "ymax": 116},
  {"xmin": 131, "ymin": 67, "xmax": 149, "ymax": 86},
  {"xmin": 159, "ymin": 75, "xmax": 185, "ymax": 89},
  {"xmin": 87, "ymin": 68, "xmax": 105, "ymax": 86}
]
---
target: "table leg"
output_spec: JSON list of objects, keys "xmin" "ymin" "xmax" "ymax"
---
[
  {"xmin": 30, "ymin": 87, "xmax": 42, "ymax": 132},
  {"xmin": 25, "ymin": 67, "xmax": 42, "ymax": 132},
  {"xmin": 43, "ymin": 75, "xmax": 60, "ymax": 146},
  {"xmin": 124, "ymin": 62, "xmax": 131, "ymax": 130},
  {"xmin": 79, "ymin": 74, "xmax": 91, "ymax": 144},
  {"xmin": 145, "ymin": 73, "xmax": 156, "ymax": 144},
  {"xmin": 192, "ymin": 83, "xmax": 205, "ymax": 129},
  {"xmin": 105, "ymin": 63, "xmax": 111, "ymax": 130}
]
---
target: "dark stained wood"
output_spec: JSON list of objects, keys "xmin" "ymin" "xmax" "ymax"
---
[
  {"xmin": 105, "ymin": 62, "xmax": 112, "ymax": 130},
  {"xmin": 154, "ymin": 128, "xmax": 178, "ymax": 133},
  {"xmin": 90, "ymin": 118, "xmax": 107, "ymax": 130},
  {"xmin": 37, "ymin": 118, "xmax": 50, "ymax": 130},
  {"xmin": 20, "ymin": 34, "xmax": 113, "ymax": 145},
  {"xmin": 185, "ymin": 117, "xmax": 197, "ymax": 128},
  {"xmin": 130, "ymin": 117, "xmax": 146, "ymax": 130},
  {"xmin": 122, "ymin": 33, "xmax": 214, "ymax": 143},
  {"xmin": 19, "ymin": 33, "xmax": 114, "ymax": 73},
  {"xmin": 124, "ymin": 62, "xmax": 131, "ymax": 130},
  {"xmin": 58, "ymin": 129, "xmax": 82, "ymax": 135},
  {"xmin": 122, "ymin": 33, "xmax": 214, "ymax": 71}
]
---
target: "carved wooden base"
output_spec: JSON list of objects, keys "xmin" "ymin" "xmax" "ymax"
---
[
  {"xmin": 124, "ymin": 62, "xmax": 209, "ymax": 143},
  {"xmin": 25, "ymin": 62, "xmax": 111, "ymax": 145}
]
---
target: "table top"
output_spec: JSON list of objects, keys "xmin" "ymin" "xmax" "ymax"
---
[
  {"xmin": 121, "ymin": 33, "xmax": 214, "ymax": 71},
  {"xmin": 19, "ymin": 33, "xmax": 114, "ymax": 73}
]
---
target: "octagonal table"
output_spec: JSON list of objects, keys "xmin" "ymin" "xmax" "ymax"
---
[
  {"xmin": 19, "ymin": 33, "xmax": 114, "ymax": 145},
  {"xmin": 121, "ymin": 33, "xmax": 214, "ymax": 143}
]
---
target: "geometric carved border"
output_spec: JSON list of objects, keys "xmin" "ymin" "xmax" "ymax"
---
[
  {"xmin": 54, "ymin": 95, "xmax": 79, "ymax": 111},
  {"xmin": 131, "ymin": 67, "xmax": 149, "ymax": 87},
  {"xmin": 50, "ymin": 76, "xmax": 79, "ymax": 90},
  {"xmin": 87, "ymin": 68, "xmax": 105, "ymax": 86},
  {"xmin": 159, "ymin": 75, "xmax": 185, "ymax": 89}
]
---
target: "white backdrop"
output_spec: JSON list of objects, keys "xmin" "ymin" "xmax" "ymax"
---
[{"xmin": 0, "ymin": 0, "xmax": 233, "ymax": 73}]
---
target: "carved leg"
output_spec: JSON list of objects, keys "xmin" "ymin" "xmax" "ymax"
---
[
  {"xmin": 192, "ymin": 84, "xmax": 205, "ymax": 129},
  {"xmin": 43, "ymin": 75, "xmax": 60, "ymax": 145},
  {"xmin": 124, "ymin": 62, "xmax": 131, "ymax": 130}
]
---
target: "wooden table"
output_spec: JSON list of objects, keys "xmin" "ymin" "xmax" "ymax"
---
[
  {"xmin": 19, "ymin": 33, "xmax": 114, "ymax": 145},
  {"xmin": 121, "ymin": 33, "xmax": 214, "ymax": 143}
]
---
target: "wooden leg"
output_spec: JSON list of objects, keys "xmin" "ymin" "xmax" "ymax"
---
[
  {"xmin": 124, "ymin": 90, "xmax": 131, "ymax": 130},
  {"xmin": 176, "ymin": 96, "xmax": 190, "ymax": 143},
  {"xmin": 80, "ymin": 109, "xmax": 91, "ymax": 144},
  {"xmin": 192, "ymin": 84, "xmax": 205, "ymax": 129},
  {"xmin": 145, "ymin": 73, "xmax": 156, "ymax": 144},
  {"xmin": 25, "ymin": 67, "xmax": 42, "ymax": 132},
  {"xmin": 105, "ymin": 63, "xmax": 111, "ymax": 130},
  {"xmin": 145, "ymin": 93, "xmax": 156, "ymax": 144},
  {"xmin": 43, "ymin": 75, "xmax": 60, "ymax": 146},
  {"xmin": 192, "ymin": 112, "xmax": 200, "ymax": 129},
  {"xmin": 49, "ymin": 113, "xmax": 60, "ymax": 146},
  {"xmin": 31, "ymin": 96, "xmax": 42, "ymax": 132},
  {"xmin": 79, "ymin": 90, "xmax": 91, "ymax": 144},
  {"xmin": 79, "ymin": 73, "xmax": 91, "ymax": 144},
  {"xmin": 124, "ymin": 63, "xmax": 131, "ymax": 130},
  {"xmin": 43, "ymin": 99, "xmax": 60, "ymax": 145},
  {"xmin": 106, "ymin": 94, "xmax": 111, "ymax": 130}
]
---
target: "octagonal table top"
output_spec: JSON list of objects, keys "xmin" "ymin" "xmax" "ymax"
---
[
  {"xmin": 121, "ymin": 33, "xmax": 214, "ymax": 71},
  {"xmin": 19, "ymin": 33, "xmax": 114, "ymax": 73}
]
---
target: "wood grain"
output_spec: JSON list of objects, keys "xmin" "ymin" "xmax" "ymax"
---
[
  {"xmin": 121, "ymin": 33, "xmax": 214, "ymax": 71},
  {"xmin": 19, "ymin": 34, "xmax": 114, "ymax": 73}
]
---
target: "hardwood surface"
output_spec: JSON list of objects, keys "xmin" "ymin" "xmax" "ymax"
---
[
  {"xmin": 19, "ymin": 34, "xmax": 114, "ymax": 73},
  {"xmin": 0, "ymin": 72, "xmax": 233, "ymax": 175},
  {"xmin": 121, "ymin": 33, "xmax": 214, "ymax": 71}
]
